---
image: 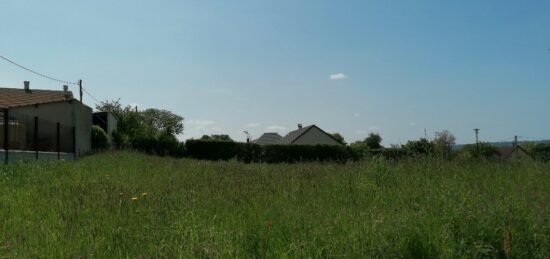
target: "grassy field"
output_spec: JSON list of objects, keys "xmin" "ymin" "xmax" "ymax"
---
[{"xmin": 0, "ymin": 151, "xmax": 549, "ymax": 258}]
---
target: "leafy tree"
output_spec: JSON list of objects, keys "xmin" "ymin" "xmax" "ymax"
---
[
  {"xmin": 331, "ymin": 133, "xmax": 347, "ymax": 145},
  {"xmin": 364, "ymin": 133, "xmax": 383, "ymax": 149},
  {"xmin": 200, "ymin": 134, "xmax": 234, "ymax": 142},
  {"xmin": 95, "ymin": 99, "xmax": 185, "ymax": 157},
  {"xmin": 403, "ymin": 138, "xmax": 434, "ymax": 155},
  {"xmin": 433, "ymin": 130, "xmax": 456, "ymax": 159},
  {"xmin": 141, "ymin": 108, "xmax": 184, "ymax": 136}
]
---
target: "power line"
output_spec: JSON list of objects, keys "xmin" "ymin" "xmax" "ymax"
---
[
  {"xmin": 0, "ymin": 55, "xmax": 78, "ymax": 85},
  {"xmin": 81, "ymin": 87, "xmax": 101, "ymax": 104},
  {"xmin": 0, "ymin": 55, "xmax": 105, "ymax": 105}
]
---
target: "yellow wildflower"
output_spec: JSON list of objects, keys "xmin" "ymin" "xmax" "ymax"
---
[
  {"xmin": 131, "ymin": 197, "xmax": 138, "ymax": 201},
  {"xmin": 141, "ymin": 192, "xmax": 148, "ymax": 197}
]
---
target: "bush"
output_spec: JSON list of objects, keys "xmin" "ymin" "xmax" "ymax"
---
[{"xmin": 91, "ymin": 125, "xmax": 109, "ymax": 151}]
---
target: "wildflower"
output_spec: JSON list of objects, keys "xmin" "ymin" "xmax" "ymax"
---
[
  {"xmin": 266, "ymin": 219, "xmax": 273, "ymax": 228},
  {"xmin": 119, "ymin": 192, "xmax": 124, "ymax": 196},
  {"xmin": 131, "ymin": 197, "xmax": 138, "ymax": 202},
  {"xmin": 141, "ymin": 192, "xmax": 148, "ymax": 197}
]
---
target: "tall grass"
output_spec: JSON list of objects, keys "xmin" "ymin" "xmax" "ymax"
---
[{"xmin": 0, "ymin": 151, "xmax": 549, "ymax": 258}]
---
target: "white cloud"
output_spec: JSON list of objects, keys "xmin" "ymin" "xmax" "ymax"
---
[
  {"xmin": 246, "ymin": 122, "xmax": 261, "ymax": 128},
  {"xmin": 266, "ymin": 125, "xmax": 286, "ymax": 132},
  {"xmin": 353, "ymin": 113, "xmax": 360, "ymax": 117},
  {"xmin": 330, "ymin": 73, "xmax": 348, "ymax": 80}
]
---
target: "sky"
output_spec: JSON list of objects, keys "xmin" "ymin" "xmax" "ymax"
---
[{"xmin": 1, "ymin": 0, "xmax": 549, "ymax": 145}]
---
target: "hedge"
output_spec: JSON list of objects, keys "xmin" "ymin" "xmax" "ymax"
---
[
  {"xmin": 531, "ymin": 144, "xmax": 550, "ymax": 162},
  {"xmin": 185, "ymin": 140, "xmax": 237, "ymax": 160},
  {"xmin": 185, "ymin": 140, "xmax": 357, "ymax": 163}
]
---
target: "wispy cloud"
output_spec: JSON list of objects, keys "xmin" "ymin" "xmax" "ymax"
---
[
  {"xmin": 266, "ymin": 125, "xmax": 286, "ymax": 132},
  {"xmin": 330, "ymin": 73, "xmax": 348, "ymax": 81},
  {"xmin": 188, "ymin": 120, "xmax": 216, "ymax": 126},
  {"xmin": 353, "ymin": 113, "xmax": 360, "ymax": 117},
  {"xmin": 246, "ymin": 122, "xmax": 261, "ymax": 128}
]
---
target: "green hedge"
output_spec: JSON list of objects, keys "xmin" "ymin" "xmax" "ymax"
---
[
  {"xmin": 361, "ymin": 148, "xmax": 408, "ymax": 160},
  {"xmin": 531, "ymin": 144, "xmax": 550, "ymax": 162},
  {"xmin": 185, "ymin": 140, "xmax": 237, "ymax": 160},
  {"xmin": 185, "ymin": 140, "xmax": 357, "ymax": 163}
]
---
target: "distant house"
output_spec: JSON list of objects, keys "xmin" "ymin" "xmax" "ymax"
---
[
  {"xmin": 252, "ymin": 133, "xmax": 282, "ymax": 145},
  {"xmin": 279, "ymin": 124, "xmax": 343, "ymax": 146},
  {"xmin": 497, "ymin": 145, "xmax": 532, "ymax": 160},
  {"xmin": 0, "ymin": 82, "xmax": 92, "ymax": 157},
  {"xmin": 93, "ymin": 112, "xmax": 118, "ymax": 146}
]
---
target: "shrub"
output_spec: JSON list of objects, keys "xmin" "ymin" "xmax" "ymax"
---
[{"xmin": 91, "ymin": 125, "xmax": 109, "ymax": 151}]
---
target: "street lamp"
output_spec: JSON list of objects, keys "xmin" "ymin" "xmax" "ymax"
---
[
  {"xmin": 473, "ymin": 128, "xmax": 480, "ymax": 153},
  {"xmin": 243, "ymin": 131, "xmax": 251, "ymax": 143}
]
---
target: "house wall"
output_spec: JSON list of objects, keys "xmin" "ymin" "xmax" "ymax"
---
[
  {"xmin": 11, "ymin": 100, "xmax": 92, "ymax": 155},
  {"xmin": 106, "ymin": 113, "xmax": 118, "ymax": 144},
  {"xmin": 292, "ymin": 127, "xmax": 342, "ymax": 146}
]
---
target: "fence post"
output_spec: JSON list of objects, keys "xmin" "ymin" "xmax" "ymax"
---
[
  {"xmin": 56, "ymin": 122, "xmax": 60, "ymax": 160},
  {"xmin": 4, "ymin": 109, "xmax": 8, "ymax": 164},
  {"xmin": 72, "ymin": 126, "xmax": 76, "ymax": 160},
  {"xmin": 34, "ymin": 116, "xmax": 38, "ymax": 160}
]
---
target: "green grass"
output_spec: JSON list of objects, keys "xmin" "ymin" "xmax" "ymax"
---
[{"xmin": 0, "ymin": 151, "xmax": 549, "ymax": 258}]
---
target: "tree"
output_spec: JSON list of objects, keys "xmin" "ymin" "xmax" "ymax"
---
[
  {"xmin": 331, "ymin": 133, "xmax": 347, "ymax": 145},
  {"xmin": 200, "ymin": 134, "xmax": 234, "ymax": 142},
  {"xmin": 95, "ymin": 99, "xmax": 185, "ymax": 157},
  {"xmin": 141, "ymin": 108, "xmax": 184, "ymax": 136},
  {"xmin": 365, "ymin": 133, "xmax": 383, "ymax": 149},
  {"xmin": 433, "ymin": 130, "xmax": 456, "ymax": 159},
  {"xmin": 403, "ymin": 138, "xmax": 434, "ymax": 155}
]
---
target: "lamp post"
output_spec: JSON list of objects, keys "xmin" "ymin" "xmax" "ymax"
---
[
  {"xmin": 243, "ymin": 131, "xmax": 251, "ymax": 143},
  {"xmin": 473, "ymin": 128, "xmax": 480, "ymax": 154}
]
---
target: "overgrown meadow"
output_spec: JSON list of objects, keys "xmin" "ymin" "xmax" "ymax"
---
[{"xmin": 0, "ymin": 151, "xmax": 549, "ymax": 258}]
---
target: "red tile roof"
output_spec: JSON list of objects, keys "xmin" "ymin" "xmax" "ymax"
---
[{"xmin": 0, "ymin": 87, "xmax": 74, "ymax": 108}]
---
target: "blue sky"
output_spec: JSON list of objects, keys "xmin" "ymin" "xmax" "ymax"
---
[{"xmin": 1, "ymin": 0, "xmax": 549, "ymax": 145}]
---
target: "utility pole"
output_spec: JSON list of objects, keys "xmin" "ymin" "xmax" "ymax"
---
[
  {"xmin": 473, "ymin": 128, "xmax": 480, "ymax": 153},
  {"xmin": 78, "ymin": 79, "xmax": 83, "ymax": 103}
]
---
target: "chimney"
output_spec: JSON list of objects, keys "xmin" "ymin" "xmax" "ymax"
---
[
  {"xmin": 63, "ymin": 85, "xmax": 72, "ymax": 99},
  {"xmin": 24, "ymin": 81, "xmax": 30, "ymax": 92},
  {"xmin": 298, "ymin": 124, "xmax": 302, "ymax": 129}
]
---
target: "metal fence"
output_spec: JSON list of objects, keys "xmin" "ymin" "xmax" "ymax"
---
[{"xmin": 1, "ymin": 108, "xmax": 75, "ymax": 164}]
